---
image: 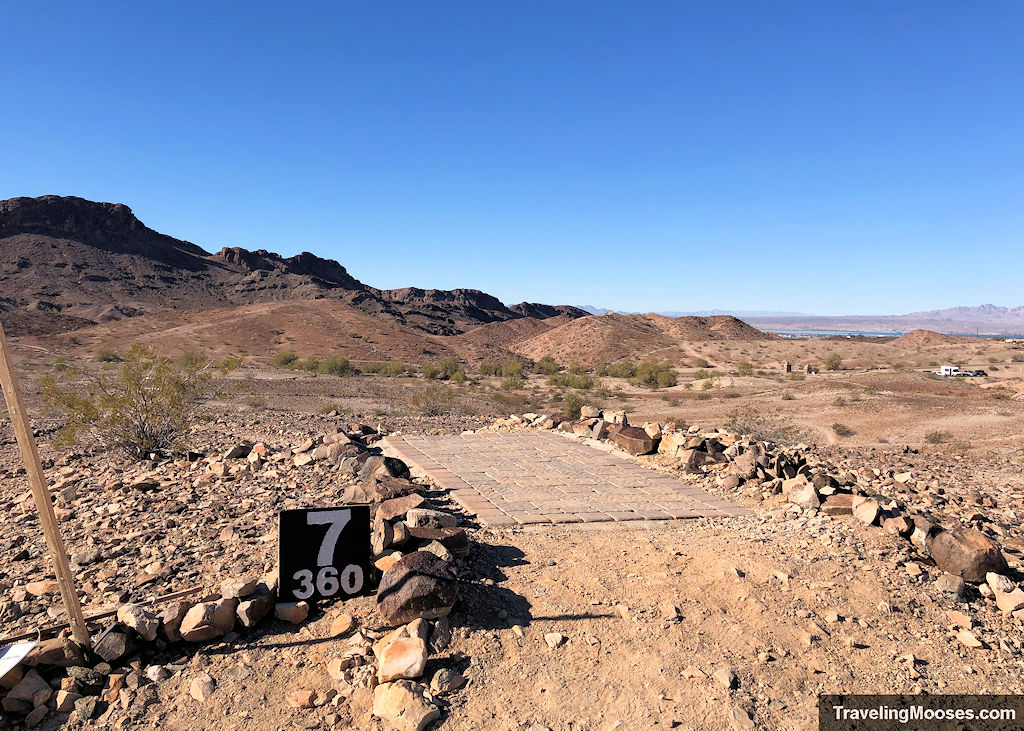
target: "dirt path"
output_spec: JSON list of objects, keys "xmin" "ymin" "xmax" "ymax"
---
[{"xmin": 444, "ymin": 514, "xmax": 1024, "ymax": 730}]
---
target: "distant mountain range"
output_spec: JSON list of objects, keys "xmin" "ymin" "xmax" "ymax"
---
[
  {"xmin": 579, "ymin": 305, "xmax": 1024, "ymax": 336},
  {"xmin": 578, "ymin": 306, "xmax": 811, "ymax": 318}
]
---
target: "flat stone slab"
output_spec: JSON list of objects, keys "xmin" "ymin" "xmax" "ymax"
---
[{"xmin": 383, "ymin": 433, "xmax": 752, "ymax": 526}]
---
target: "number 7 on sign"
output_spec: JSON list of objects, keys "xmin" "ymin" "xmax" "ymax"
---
[{"xmin": 306, "ymin": 510, "xmax": 350, "ymax": 566}]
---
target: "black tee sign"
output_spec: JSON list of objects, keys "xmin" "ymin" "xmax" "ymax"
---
[{"xmin": 278, "ymin": 505, "xmax": 371, "ymax": 603}]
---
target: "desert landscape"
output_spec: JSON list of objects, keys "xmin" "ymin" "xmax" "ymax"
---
[{"xmin": 0, "ymin": 196, "xmax": 1021, "ymax": 730}]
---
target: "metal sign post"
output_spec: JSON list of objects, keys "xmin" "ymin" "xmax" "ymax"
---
[{"xmin": 0, "ymin": 322, "xmax": 90, "ymax": 647}]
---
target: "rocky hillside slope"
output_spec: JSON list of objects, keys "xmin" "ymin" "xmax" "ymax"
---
[{"xmin": 0, "ymin": 196, "xmax": 586, "ymax": 336}]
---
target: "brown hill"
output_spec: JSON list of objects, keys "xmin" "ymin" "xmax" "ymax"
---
[
  {"xmin": 65, "ymin": 299, "xmax": 457, "ymax": 365},
  {"xmin": 444, "ymin": 316, "xmax": 575, "ymax": 365},
  {"xmin": 0, "ymin": 195, "xmax": 584, "ymax": 336},
  {"xmin": 890, "ymin": 329, "xmax": 961, "ymax": 348},
  {"xmin": 510, "ymin": 313, "xmax": 771, "ymax": 366}
]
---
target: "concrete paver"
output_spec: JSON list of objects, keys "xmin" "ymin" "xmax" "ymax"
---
[{"xmin": 383, "ymin": 433, "xmax": 751, "ymax": 526}]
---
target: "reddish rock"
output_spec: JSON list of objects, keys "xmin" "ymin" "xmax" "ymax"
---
[
  {"xmin": 612, "ymin": 426, "xmax": 657, "ymax": 455},
  {"xmin": 882, "ymin": 515, "xmax": 914, "ymax": 537},
  {"xmin": 180, "ymin": 599, "xmax": 238, "ymax": 642},
  {"xmin": 377, "ymin": 551, "xmax": 458, "ymax": 625},
  {"xmin": 820, "ymin": 493, "xmax": 854, "ymax": 516},
  {"xmin": 927, "ymin": 528, "xmax": 1009, "ymax": 583}
]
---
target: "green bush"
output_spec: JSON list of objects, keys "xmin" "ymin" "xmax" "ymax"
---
[
  {"xmin": 500, "ymin": 374, "xmax": 525, "ymax": 390},
  {"xmin": 832, "ymin": 423, "xmax": 854, "ymax": 437},
  {"xmin": 42, "ymin": 345, "xmax": 238, "ymax": 460},
  {"xmin": 410, "ymin": 385, "xmax": 457, "ymax": 416},
  {"xmin": 421, "ymin": 362, "xmax": 442, "ymax": 380},
  {"xmin": 273, "ymin": 350, "xmax": 299, "ymax": 367},
  {"xmin": 478, "ymin": 362, "xmax": 503, "ymax": 377},
  {"xmin": 597, "ymin": 361, "xmax": 637, "ymax": 379},
  {"xmin": 319, "ymin": 356, "xmax": 357, "ymax": 376},
  {"xmin": 691, "ymin": 357, "xmax": 710, "ymax": 369},
  {"xmin": 548, "ymin": 372, "xmax": 596, "ymax": 390},
  {"xmin": 825, "ymin": 353, "xmax": 843, "ymax": 371},
  {"xmin": 95, "ymin": 347, "xmax": 121, "ymax": 363},
  {"xmin": 532, "ymin": 356, "xmax": 561, "ymax": 375},
  {"xmin": 364, "ymin": 361, "xmax": 411, "ymax": 377},
  {"xmin": 737, "ymin": 361, "xmax": 754, "ymax": 376},
  {"xmin": 501, "ymin": 360, "xmax": 525, "ymax": 379},
  {"xmin": 422, "ymin": 357, "xmax": 466, "ymax": 381},
  {"xmin": 633, "ymin": 361, "xmax": 678, "ymax": 389},
  {"xmin": 564, "ymin": 393, "xmax": 584, "ymax": 419}
]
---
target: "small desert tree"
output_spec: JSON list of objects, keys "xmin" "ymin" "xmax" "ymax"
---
[{"xmin": 42, "ymin": 345, "xmax": 239, "ymax": 460}]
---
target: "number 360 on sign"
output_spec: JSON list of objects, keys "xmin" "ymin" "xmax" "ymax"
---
[{"xmin": 278, "ymin": 505, "xmax": 371, "ymax": 602}]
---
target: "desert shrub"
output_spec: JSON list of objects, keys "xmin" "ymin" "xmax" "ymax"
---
[
  {"xmin": 318, "ymin": 356, "xmax": 357, "ymax": 376},
  {"xmin": 410, "ymin": 384, "xmax": 457, "ymax": 416},
  {"xmin": 736, "ymin": 361, "xmax": 754, "ymax": 376},
  {"xmin": 701, "ymin": 378, "xmax": 715, "ymax": 390},
  {"xmin": 501, "ymin": 360, "xmax": 525, "ymax": 379},
  {"xmin": 597, "ymin": 361, "xmax": 637, "ymax": 379},
  {"xmin": 824, "ymin": 353, "xmax": 843, "ymax": 371},
  {"xmin": 532, "ymin": 356, "xmax": 561, "ymax": 375},
  {"xmin": 670, "ymin": 417, "xmax": 688, "ymax": 431},
  {"xmin": 633, "ymin": 361, "xmax": 678, "ymax": 389},
  {"xmin": 295, "ymin": 356, "xmax": 321, "ymax": 372},
  {"xmin": 781, "ymin": 393, "xmax": 795, "ymax": 400},
  {"xmin": 693, "ymin": 369, "xmax": 712, "ymax": 381},
  {"xmin": 500, "ymin": 374, "xmax": 525, "ymax": 390},
  {"xmin": 422, "ymin": 358, "xmax": 465, "ymax": 381},
  {"xmin": 95, "ymin": 347, "xmax": 121, "ymax": 363},
  {"xmin": 244, "ymin": 394, "xmax": 267, "ymax": 410},
  {"xmin": 692, "ymin": 357, "xmax": 710, "ymax": 369},
  {"xmin": 438, "ymin": 356, "xmax": 463, "ymax": 378},
  {"xmin": 725, "ymin": 407, "xmax": 809, "ymax": 445},
  {"xmin": 42, "ymin": 345, "xmax": 238, "ymax": 460},
  {"xmin": 832, "ymin": 423, "xmax": 854, "ymax": 437},
  {"xmin": 924, "ymin": 430, "xmax": 953, "ymax": 444},
  {"xmin": 1012, "ymin": 353, "xmax": 1024, "ymax": 363},
  {"xmin": 548, "ymin": 372, "xmax": 596, "ymax": 390},
  {"xmin": 175, "ymin": 348, "xmax": 208, "ymax": 369},
  {"xmin": 563, "ymin": 392, "xmax": 584, "ymax": 419},
  {"xmin": 273, "ymin": 350, "xmax": 299, "ymax": 368},
  {"xmin": 364, "ymin": 361, "xmax": 411, "ymax": 377},
  {"xmin": 479, "ymin": 362, "xmax": 503, "ymax": 377}
]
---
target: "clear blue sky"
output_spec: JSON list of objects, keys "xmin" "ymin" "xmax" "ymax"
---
[{"xmin": 2, "ymin": 1, "xmax": 1022, "ymax": 315}]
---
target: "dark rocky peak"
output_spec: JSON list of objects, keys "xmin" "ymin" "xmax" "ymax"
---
[
  {"xmin": 0, "ymin": 195, "xmax": 210, "ymax": 263},
  {"xmin": 213, "ymin": 246, "xmax": 364, "ymax": 289},
  {"xmin": 509, "ymin": 302, "xmax": 589, "ymax": 320}
]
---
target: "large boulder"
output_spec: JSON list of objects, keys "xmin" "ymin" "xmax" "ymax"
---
[
  {"xmin": 927, "ymin": 528, "xmax": 1008, "ymax": 583},
  {"xmin": 378, "ymin": 552, "xmax": 458, "ymax": 625},
  {"xmin": 612, "ymin": 426, "xmax": 657, "ymax": 455}
]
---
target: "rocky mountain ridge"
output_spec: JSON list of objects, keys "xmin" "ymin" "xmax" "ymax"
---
[{"xmin": 0, "ymin": 195, "xmax": 586, "ymax": 336}]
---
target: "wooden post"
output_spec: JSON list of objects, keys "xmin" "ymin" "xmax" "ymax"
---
[{"xmin": 0, "ymin": 322, "xmax": 91, "ymax": 647}]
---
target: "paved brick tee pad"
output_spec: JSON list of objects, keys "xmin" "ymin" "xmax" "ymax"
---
[{"xmin": 383, "ymin": 433, "xmax": 752, "ymax": 526}]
